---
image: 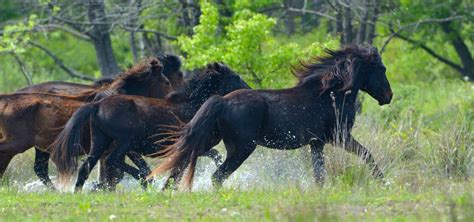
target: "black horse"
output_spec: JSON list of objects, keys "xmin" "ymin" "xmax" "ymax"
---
[
  {"xmin": 151, "ymin": 45, "xmax": 393, "ymax": 189},
  {"xmin": 51, "ymin": 63, "xmax": 251, "ymax": 191}
]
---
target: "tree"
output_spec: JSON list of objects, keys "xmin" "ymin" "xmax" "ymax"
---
[
  {"xmin": 382, "ymin": 0, "xmax": 473, "ymax": 81},
  {"xmin": 178, "ymin": 0, "xmax": 337, "ymax": 88}
]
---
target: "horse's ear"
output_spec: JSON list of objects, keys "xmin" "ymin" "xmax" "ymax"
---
[
  {"xmin": 207, "ymin": 63, "xmax": 215, "ymax": 70},
  {"xmin": 150, "ymin": 58, "xmax": 163, "ymax": 74},
  {"xmin": 212, "ymin": 62, "xmax": 220, "ymax": 71},
  {"xmin": 214, "ymin": 62, "xmax": 228, "ymax": 74}
]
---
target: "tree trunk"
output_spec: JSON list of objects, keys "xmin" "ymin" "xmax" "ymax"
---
[
  {"xmin": 179, "ymin": 0, "xmax": 195, "ymax": 35},
  {"xmin": 440, "ymin": 21, "xmax": 474, "ymax": 80},
  {"xmin": 342, "ymin": 3, "xmax": 354, "ymax": 44},
  {"xmin": 365, "ymin": 0, "xmax": 379, "ymax": 44},
  {"xmin": 336, "ymin": 4, "xmax": 344, "ymax": 44},
  {"xmin": 356, "ymin": 0, "xmax": 369, "ymax": 44},
  {"xmin": 86, "ymin": 0, "xmax": 120, "ymax": 77},
  {"xmin": 128, "ymin": 0, "xmax": 141, "ymax": 62}
]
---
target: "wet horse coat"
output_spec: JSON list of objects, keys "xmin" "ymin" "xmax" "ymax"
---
[
  {"xmin": 151, "ymin": 45, "xmax": 393, "ymax": 189},
  {"xmin": 51, "ymin": 63, "xmax": 251, "ymax": 191}
]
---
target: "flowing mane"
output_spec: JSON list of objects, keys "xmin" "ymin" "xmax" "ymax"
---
[
  {"xmin": 71, "ymin": 57, "xmax": 163, "ymax": 101},
  {"xmin": 292, "ymin": 44, "xmax": 379, "ymax": 94},
  {"xmin": 107, "ymin": 57, "xmax": 162, "ymax": 91},
  {"xmin": 165, "ymin": 63, "xmax": 228, "ymax": 103}
]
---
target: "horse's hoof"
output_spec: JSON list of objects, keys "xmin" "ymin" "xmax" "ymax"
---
[{"xmin": 90, "ymin": 182, "xmax": 106, "ymax": 192}]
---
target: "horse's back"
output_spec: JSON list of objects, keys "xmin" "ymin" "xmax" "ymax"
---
[
  {"xmin": 93, "ymin": 95, "xmax": 172, "ymax": 135},
  {"xmin": 16, "ymin": 81, "xmax": 94, "ymax": 95}
]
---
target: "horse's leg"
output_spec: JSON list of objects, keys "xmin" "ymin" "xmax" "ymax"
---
[
  {"xmin": 127, "ymin": 152, "xmax": 151, "ymax": 181},
  {"xmin": 90, "ymin": 158, "xmax": 107, "ymax": 191},
  {"xmin": 103, "ymin": 140, "xmax": 133, "ymax": 191},
  {"xmin": 91, "ymin": 161, "xmax": 112, "ymax": 191},
  {"xmin": 201, "ymin": 148, "xmax": 223, "ymax": 167},
  {"xmin": 341, "ymin": 136, "xmax": 384, "ymax": 179},
  {"xmin": 33, "ymin": 148, "xmax": 55, "ymax": 189},
  {"xmin": 96, "ymin": 147, "xmax": 125, "ymax": 191},
  {"xmin": 309, "ymin": 139, "xmax": 326, "ymax": 184},
  {"xmin": 212, "ymin": 141, "xmax": 256, "ymax": 188},
  {"xmin": 120, "ymin": 162, "xmax": 151, "ymax": 189},
  {"xmin": 75, "ymin": 129, "xmax": 112, "ymax": 192},
  {"xmin": 0, "ymin": 152, "xmax": 15, "ymax": 178},
  {"xmin": 0, "ymin": 134, "xmax": 34, "ymax": 178}
]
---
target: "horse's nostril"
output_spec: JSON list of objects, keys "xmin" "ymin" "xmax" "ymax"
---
[{"xmin": 386, "ymin": 91, "xmax": 393, "ymax": 101}]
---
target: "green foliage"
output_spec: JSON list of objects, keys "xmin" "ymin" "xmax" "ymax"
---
[
  {"xmin": 178, "ymin": 1, "xmax": 337, "ymax": 88},
  {"xmin": 0, "ymin": 14, "xmax": 38, "ymax": 54},
  {"xmin": 382, "ymin": 0, "xmax": 473, "ymax": 73},
  {"xmin": 232, "ymin": 0, "xmax": 282, "ymax": 11}
]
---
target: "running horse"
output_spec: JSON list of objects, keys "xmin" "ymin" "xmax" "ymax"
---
[
  {"xmin": 151, "ymin": 45, "xmax": 393, "ymax": 189},
  {"xmin": 0, "ymin": 58, "xmax": 173, "ymax": 188},
  {"xmin": 51, "ymin": 63, "xmax": 250, "ymax": 191},
  {"xmin": 11, "ymin": 54, "xmax": 184, "ymax": 188}
]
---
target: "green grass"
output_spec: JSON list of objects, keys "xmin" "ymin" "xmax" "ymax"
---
[{"xmin": 0, "ymin": 181, "xmax": 472, "ymax": 221}]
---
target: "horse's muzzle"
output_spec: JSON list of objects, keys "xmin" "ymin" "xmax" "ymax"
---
[{"xmin": 379, "ymin": 91, "xmax": 393, "ymax": 105}]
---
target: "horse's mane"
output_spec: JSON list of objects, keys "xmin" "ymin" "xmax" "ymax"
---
[
  {"xmin": 165, "ymin": 63, "xmax": 228, "ymax": 103},
  {"xmin": 107, "ymin": 57, "xmax": 161, "ymax": 90},
  {"xmin": 292, "ymin": 44, "xmax": 379, "ymax": 93},
  {"xmin": 157, "ymin": 54, "xmax": 182, "ymax": 75},
  {"xmin": 71, "ymin": 57, "xmax": 162, "ymax": 101}
]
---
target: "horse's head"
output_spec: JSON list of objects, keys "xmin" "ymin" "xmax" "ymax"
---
[
  {"xmin": 355, "ymin": 46, "xmax": 393, "ymax": 105},
  {"xmin": 113, "ymin": 57, "xmax": 172, "ymax": 98},
  {"xmin": 157, "ymin": 54, "xmax": 186, "ymax": 89},
  {"xmin": 204, "ymin": 62, "xmax": 251, "ymax": 95}
]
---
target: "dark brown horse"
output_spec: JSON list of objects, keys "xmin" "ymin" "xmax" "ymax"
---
[
  {"xmin": 9, "ymin": 54, "xmax": 185, "ymax": 188},
  {"xmin": 0, "ymin": 58, "xmax": 172, "ymax": 187},
  {"xmin": 151, "ymin": 45, "xmax": 393, "ymax": 189},
  {"xmin": 51, "ymin": 63, "xmax": 251, "ymax": 191},
  {"xmin": 15, "ymin": 54, "xmax": 184, "ymax": 95},
  {"xmin": 16, "ymin": 80, "xmax": 111, "ymax": 95}
]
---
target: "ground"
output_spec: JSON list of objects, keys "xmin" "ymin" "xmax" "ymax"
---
[{"xmin": 0, "ymin": 180, "xmax": 472, "ymax": 221}]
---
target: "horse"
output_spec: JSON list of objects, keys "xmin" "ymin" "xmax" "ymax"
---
[
  {"xmin": 51, "ymin": 63, "xmax": 251, "ymax": 191},
  {"xmin": 0, "ymin": 58, "xmax": 172, "ymax": 188},
  {"xmin": 15, "ymin": 54, "xmax": 184, "ymax": 95},
  {"xmin": 10, "ymin": 54, "xmax": 185, "ymax": 188},
  {"xmin": 150, "ymin": 45, "xmax": 393, "ymax": 190}
]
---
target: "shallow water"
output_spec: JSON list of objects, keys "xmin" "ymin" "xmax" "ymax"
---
[{"xmin": 9, "ymin": 146, "xmax": 317, "ymax": 193}]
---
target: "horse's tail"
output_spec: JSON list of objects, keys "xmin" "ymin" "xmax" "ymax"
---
[
  {"xmin": 51, "ymin": 103, "xmax": 99, "ymax": 188},
  {"xmin": 149, "ymin": 95, "xmax": 226, "ymax": 189}
]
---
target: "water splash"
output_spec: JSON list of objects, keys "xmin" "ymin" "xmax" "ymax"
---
[{"xmin": 7, "ymin": 144, "xmax": 319, "ymax": 192}]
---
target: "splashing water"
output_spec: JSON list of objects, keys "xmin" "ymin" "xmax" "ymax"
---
[{"xmin": 6, "ymin": 144, "xmax": 322, "ymax": 192}]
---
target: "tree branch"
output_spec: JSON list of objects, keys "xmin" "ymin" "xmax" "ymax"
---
[
  {"xmin": 0, "ymin": 24, "xmax": 91, "ymax": 41},
  {"xmin": 380, "ymin": 16, "xmax": 464, "ymax": 53},
  {"xmin": 121, "ymin": 26, "xmax": 177, "ymax": 40},
  {"xmin": 10, "ymin": 52, "xmax": 33, "ymax": 86},
  {"xmin": 28, "ymin": 41, "xmax": 96, "ymax": 81},
  {"xmin": 391, "ymin": 31, "xmax": 464, "ymax": 74},
  {"xmin": 286, "ymin": 7, "xmax": 336, "ymax": 20}
]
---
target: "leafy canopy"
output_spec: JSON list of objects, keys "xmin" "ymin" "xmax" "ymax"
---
[{"xmin": 178, "ymin": 0, "xmax": 337, "ymax": 88}]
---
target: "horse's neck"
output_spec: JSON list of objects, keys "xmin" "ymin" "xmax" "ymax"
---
[{"xmin": 176, "ymin": 93, "xmax": 214, "ymax": 121}]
